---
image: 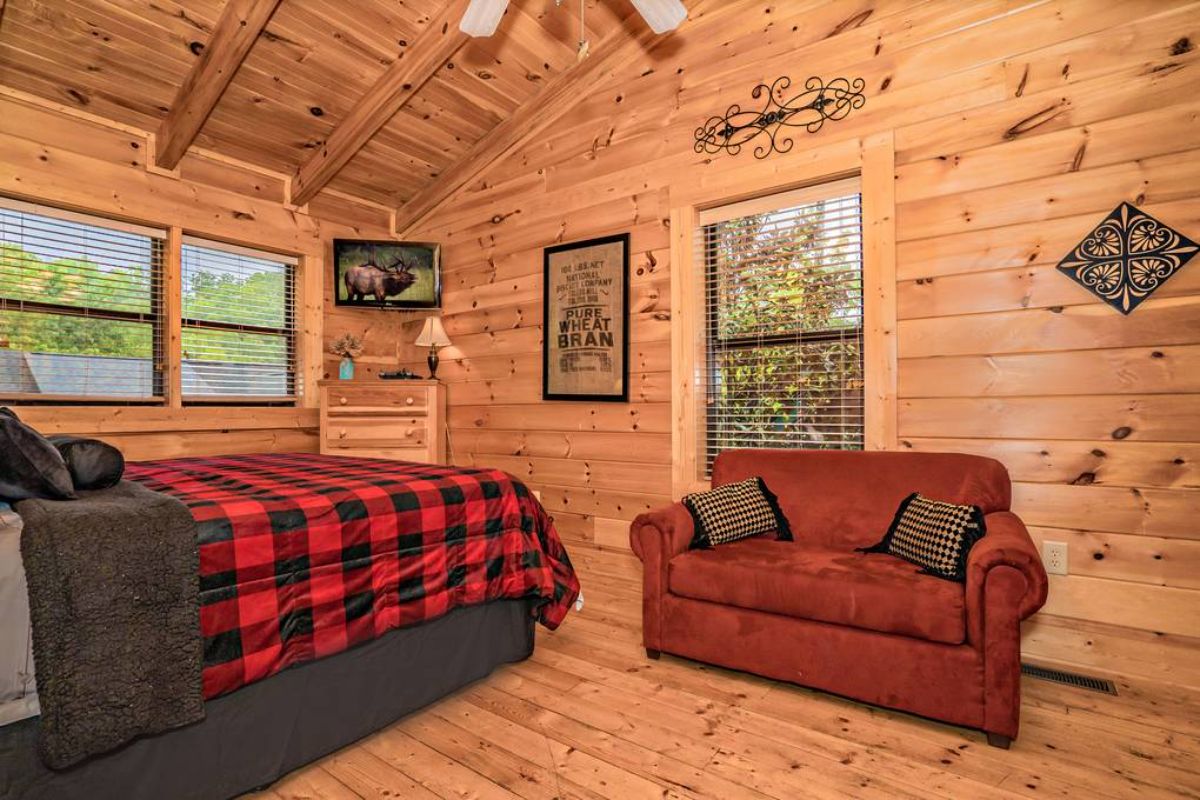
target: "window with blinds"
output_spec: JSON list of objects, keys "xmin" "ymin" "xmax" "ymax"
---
[
  {"xmin": 698, "ymin": 177, "xmax": 864, "ymax": 475},
  {"xmin": 0, "ymin": 198, "xmax": 165, "ymax": 400},
  {"xmin": 180, "ymin": 237, "xmax": 297, "ymax": 401}
]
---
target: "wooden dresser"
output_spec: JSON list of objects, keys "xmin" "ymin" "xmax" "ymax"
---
[{"xmin": 319, "ymin": 379, "xmax": 446, "ymax": 464}]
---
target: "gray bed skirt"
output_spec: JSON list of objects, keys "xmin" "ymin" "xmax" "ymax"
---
[{"xmin": 0, "ymin": 599, "xmax": 535, "ymax": 800}]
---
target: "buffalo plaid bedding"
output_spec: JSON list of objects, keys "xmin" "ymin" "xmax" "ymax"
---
[{"xmin": 124, "ymin": 453, "xmax": 579, "ymax": 699}]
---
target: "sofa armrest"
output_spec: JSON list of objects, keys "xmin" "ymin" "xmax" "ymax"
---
[
  {"xmin": 630, "ymin": 504, "xmax": 693, "ymax": 563},
  {"xmin": 965, "ymin": 511, "xmax": 1049, "ymax": 646},
  {"xmin": 629, "ymin": 504, "xmax": 693, "ymax": 651}
]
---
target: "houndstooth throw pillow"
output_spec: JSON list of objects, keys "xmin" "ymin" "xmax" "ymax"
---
[
  {"xmin": 683, "ymin": 477, "xmax": 792, "ymax": 549},
  {"xmin": 860, "ymin": 493, "xmax": 986, "ymax": 582}
]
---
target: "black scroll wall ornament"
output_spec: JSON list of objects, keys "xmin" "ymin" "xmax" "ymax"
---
[
  {"xmin": 1056, "ymin": 202, "xmax": 1199, "ymax": 315},
  {"xmin": 694, "ymin": 76, "xmax": 866, "ymax": 160}
]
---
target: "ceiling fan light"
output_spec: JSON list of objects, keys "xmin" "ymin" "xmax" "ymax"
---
[
  {"xmin": 630, "ymin": 0, "xmax": 687, "ymax": 33},
  {"xmin": 460, "ymin": 0, "xmax": 509, "ymax": 37}
]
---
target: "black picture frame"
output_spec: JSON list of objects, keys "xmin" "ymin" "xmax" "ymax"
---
[
  {"xmin": 542, "ymin": 233, "xmax": 630, "ymax": 402},
  {"xmin": 332, "ymin": 238, "xmax": 441, "ymax": 309}
]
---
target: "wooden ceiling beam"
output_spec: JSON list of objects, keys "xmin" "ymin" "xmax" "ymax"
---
[
  {"xmin": 288, "ymin": 0, "xmax": 472, "ymax": 208},
  {"xmin": 393, "ymin": 15, "xmax": 667, "ymax": 236},
  {"xmin": 155, "ymin": 0, "xmax": 283, "ymax": 170}
]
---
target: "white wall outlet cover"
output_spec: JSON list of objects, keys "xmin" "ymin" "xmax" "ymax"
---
[
  {"xmin": 1042, "ymin": 540, "xmax": 1069, "ymax": 576},
  {"xmin": 532, "ymin": 489, "xmax": 542, "ymax": 502}
]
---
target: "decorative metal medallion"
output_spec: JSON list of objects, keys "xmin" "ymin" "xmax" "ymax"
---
[
  {"xmin": 694, "ymin": 76, "xmax": 866, "ymax": 160},
  {"xmin": 1056, "ymin": 202, "xmax": 1198, "ymax": 315}
]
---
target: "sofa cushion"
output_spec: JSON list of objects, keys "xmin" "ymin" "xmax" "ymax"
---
[
  {"xmin": 711, "ymin": 449, "xmax": 1011, "ymax": 550},
  {"xmin": 667, "ymin": 538, "xmax": 966, "ymax": 645},
  {"xmin": 860, "ymin": 492, "xmax": 985, "ymax": 582},
  {"xmin": 682, "ymin": 477, "xmax": 791, "ymax": 548}
]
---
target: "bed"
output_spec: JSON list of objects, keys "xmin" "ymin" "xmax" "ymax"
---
[{"xmin": 0, "ymin": 453, "xmax": 579, "ymax": 800}]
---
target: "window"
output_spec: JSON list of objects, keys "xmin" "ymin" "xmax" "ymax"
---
[
  {"xmin": 0, "ymin": 198, "xmax": 165, "ymax": 400},
  {"xmin": 698, "ymin": 177, "xmax": 864, "ymax": 474},
  {"xmin": 180, "ymin": 238, "xmax": 297, "ymax": 401},
  {"xmin": 0, "ymin": 197, "xmax": 301, "ymax": 405}
]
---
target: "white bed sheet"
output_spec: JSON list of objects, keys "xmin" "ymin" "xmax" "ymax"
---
[{"xmin": 0, "ymin": 504, "xmax": 39, "ymax": 726}]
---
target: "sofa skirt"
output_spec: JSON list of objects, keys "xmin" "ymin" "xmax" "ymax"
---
[{"xmin": 659, "ymin": 594, "xmax": 986, "ymax": 730}]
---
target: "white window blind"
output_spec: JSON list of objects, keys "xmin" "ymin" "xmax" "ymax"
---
[
  {"xmin": 697, "ymin": 177, "xmax": 864, "ymax": 475},
  {"xmin": 0, "ymin": 198, "xmax": 166, "ymax": 400},
  {"xmin": 180, "ymin": 237, "xmax": 297, "ymax": 401}
]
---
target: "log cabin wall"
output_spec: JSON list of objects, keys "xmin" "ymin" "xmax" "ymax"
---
[
  {"xmin": 0, "ymin": 89, "xmax": 397, "ymax": 459},
  {"xmin": 374, "ymin": 0, "xmax": 1200, "ymax": 686}
]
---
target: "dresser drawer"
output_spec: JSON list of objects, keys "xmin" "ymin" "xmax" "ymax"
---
[
  {"xmin": 319, "ymin": 379, "xmax": 444, "ymax": 465},
  {"xmin": 325, "ymin": 417, "xmax": 427, "ymax": 448},
  {"xmin": 325, "ymin": 385, "xmax": 428, "ymax": 412}
]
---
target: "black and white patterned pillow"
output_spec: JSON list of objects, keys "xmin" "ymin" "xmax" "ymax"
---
[
  {"xmin": 683, "ymin": 477, "xmax": 792, "ymax": 549},
  {"xmin": 860, "ymin": 493, "xmax": 986, "ymax": 582}
]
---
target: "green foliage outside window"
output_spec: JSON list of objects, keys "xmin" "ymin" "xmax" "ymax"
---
[
  {"xmin": 0, "ymin": 242, "xmax": 286, "ymax": 366},
  {"xmin": 0, "ymin": 242, "xmax": 152, "ymax": 358},
  {"xmin": 705, "ymin": 196, "xmax": 864, "ymax": 464}
]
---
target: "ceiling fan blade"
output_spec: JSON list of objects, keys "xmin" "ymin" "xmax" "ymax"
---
[
  {"xmin": 630, "ymin": 0, "xmax": 687, "ymax": 33},
  {"xmin": 459, "ymin": 0, "xmax": 510, "ymax": 37}
]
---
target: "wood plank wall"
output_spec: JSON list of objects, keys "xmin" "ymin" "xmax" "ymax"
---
[
  {"xmin": 0, "ymin": 90, "xmax": 393, "ymax": 460},
  {"xmin": 345, "ymin": 0, "xmax": 1200, "ymax": 686}
]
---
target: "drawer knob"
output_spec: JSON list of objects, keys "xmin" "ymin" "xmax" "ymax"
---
[
  {"xmin": 405, "ymin": 396, "xmax": 414, "ymax": 406},
  {"xmin": 338, "ymin": 429, "xmax": 347, "ymax": 438},
  {"xmin": 405, "ymin": 428, "xmax": 414, "ymax": 438},
  {"xmin": 339, "ymin": 396, "xmax": 348, "ymax": 405}
]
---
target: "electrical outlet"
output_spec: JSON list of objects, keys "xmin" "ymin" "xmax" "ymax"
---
[{"xmin": 1042, "ymin": 540, "xmax": 1068, "ymax": 576}]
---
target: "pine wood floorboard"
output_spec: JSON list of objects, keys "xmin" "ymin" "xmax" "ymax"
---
[{"xmin": 245, "ymin": 542, "xmax": 1200, "ymax": 800}]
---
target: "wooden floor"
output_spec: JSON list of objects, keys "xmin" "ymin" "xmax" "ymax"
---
[{"xmin": 246, "ymin": 543, "xmax": 1200, "ymax": 800}]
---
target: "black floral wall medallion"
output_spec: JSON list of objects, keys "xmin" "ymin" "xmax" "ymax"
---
[
  {"xmin": 694, "ymin": 76, "xmax": 866, "ymax": 160},
  {"xmin": 1057, "ymin": 202, "xmax": 1198, "ymax": 315}
]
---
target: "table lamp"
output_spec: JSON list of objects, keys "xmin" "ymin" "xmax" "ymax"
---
[{"xmin": 415, "ymin": 317, "xmax": 451, "ymax": 379}]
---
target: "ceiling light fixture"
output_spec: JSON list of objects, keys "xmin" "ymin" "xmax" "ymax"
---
[
  {"xmin": 458, "ymin": 0, "xmax": 687, "ymax": 39},
  {"xmin": 629, "ymin": 0, "xmax": 688, "ymax": 33},
  {"xmin": 459, "ymin": 0, "xmax": 508, "ymax": 37}
]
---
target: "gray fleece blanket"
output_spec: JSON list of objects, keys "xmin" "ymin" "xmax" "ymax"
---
[{"xmin": 17, "ymin": 480, "xmax": 204, "ymax": 769}]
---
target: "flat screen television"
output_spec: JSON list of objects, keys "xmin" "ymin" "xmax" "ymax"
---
[{"xmin": 332, "ymin": 239, "xmax": 441, "ymax": 309}]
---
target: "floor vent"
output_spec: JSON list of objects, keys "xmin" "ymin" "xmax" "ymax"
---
[{"xmin": 1021, "ymin": 662, "xmax": 1118, "ymax": 695}]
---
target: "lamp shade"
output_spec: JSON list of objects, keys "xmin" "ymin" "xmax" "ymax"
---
[
  {"xmin": 415, "ymin": 316, "xmax": 451, "ymax": 347},
  {"xmin": 630, "ymin": 0, "xmax": 687, "ymax": 33},
  {"xmin": 460, "ymin": 0, "xmax": 508, "ymax": 36}
]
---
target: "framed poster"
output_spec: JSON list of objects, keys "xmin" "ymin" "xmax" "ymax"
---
[
  {"xmin": 543, "ymin": 233, "xmax": 630, "ymax": 401},
  {"xmin": 332, "ymin": 239, "xmax": 441, "ymax": 309}
]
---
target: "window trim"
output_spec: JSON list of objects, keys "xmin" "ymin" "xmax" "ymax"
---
[
  {"xmin": 0, "ymin": 198, "xmax": 309, "ymax": 408},
  {"xmin": 669, "ymin": 134, "xmax": 897, "ymax": 499}
]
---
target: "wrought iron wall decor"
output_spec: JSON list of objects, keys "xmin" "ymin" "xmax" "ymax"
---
[
  {"xmin": 1056, "ymin": 202, "xmax": 1198, "ymax": 315},
  {"xmin": 694, "ymin": 76, "xmax": 866, "ymax": 160}
]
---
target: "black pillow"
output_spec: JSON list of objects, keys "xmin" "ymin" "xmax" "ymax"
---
[
  {"xmin": 683, "ymin": 477, "xmax": 792, "ymax": 549},
  {"xmin": 49, "ymin": 436, "xmax": 125, "ymax": 491},
  {"xmin": 859, "ymin": 492, "xmax": 986, "ymax": 582},
  {"xmin": 0, "ymin": 409, "xmax": 77, "ymax": 502}
]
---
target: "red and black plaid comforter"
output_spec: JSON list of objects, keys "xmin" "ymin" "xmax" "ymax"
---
[{"xmin": 124, "ymin": 453, "xmax": 579, "ymax": 699}]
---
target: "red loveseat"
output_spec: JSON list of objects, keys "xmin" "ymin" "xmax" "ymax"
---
[{"xmin": 629, "ymin": 449, "xmax": 1048, "ymax": 747}]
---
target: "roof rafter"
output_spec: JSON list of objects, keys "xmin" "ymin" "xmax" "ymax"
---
[
  {"xmin": 155, "ymin": 0, "xmax": 283, "ymax": 170},
  {"xmin": 393, "ymin": 14, "xmax": 666, "ymax": 235},
  {"xmin": 288, "ymin": 0, "xmax": 472, "ymax": 208}
]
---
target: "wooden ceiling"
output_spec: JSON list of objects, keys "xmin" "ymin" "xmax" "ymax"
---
[{"xmin": 0, "ymin": 0, "xmax": 651, "ymax": 221}]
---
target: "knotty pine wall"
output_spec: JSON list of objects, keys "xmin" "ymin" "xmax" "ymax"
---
[
  {"xmin": 0, "ymin": 90, "xmax": 395, "ymax": 459},
  {"xmin": 350, "ymin": 0, "xmax": 1200, "ymax": 685}
]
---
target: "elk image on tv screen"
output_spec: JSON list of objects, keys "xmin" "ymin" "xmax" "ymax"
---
[{"xmin": 332, "ymin": 239, "xmax": 441, "ymax": 309}]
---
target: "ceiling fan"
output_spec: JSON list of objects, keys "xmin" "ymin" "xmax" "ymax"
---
[{"xmin": 460, "ymin": 0, "xmax": 687, "ymax": 38}]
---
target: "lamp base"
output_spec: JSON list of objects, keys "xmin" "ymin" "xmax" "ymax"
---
[{"xmin": 427, "ymin": 347, "xmax": 439, "ymax": 380}]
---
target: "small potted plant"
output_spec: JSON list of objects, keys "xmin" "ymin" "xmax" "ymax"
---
[{"xmin": 330, "ymin": 333, "xmax": 364, "ymax": 380}]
